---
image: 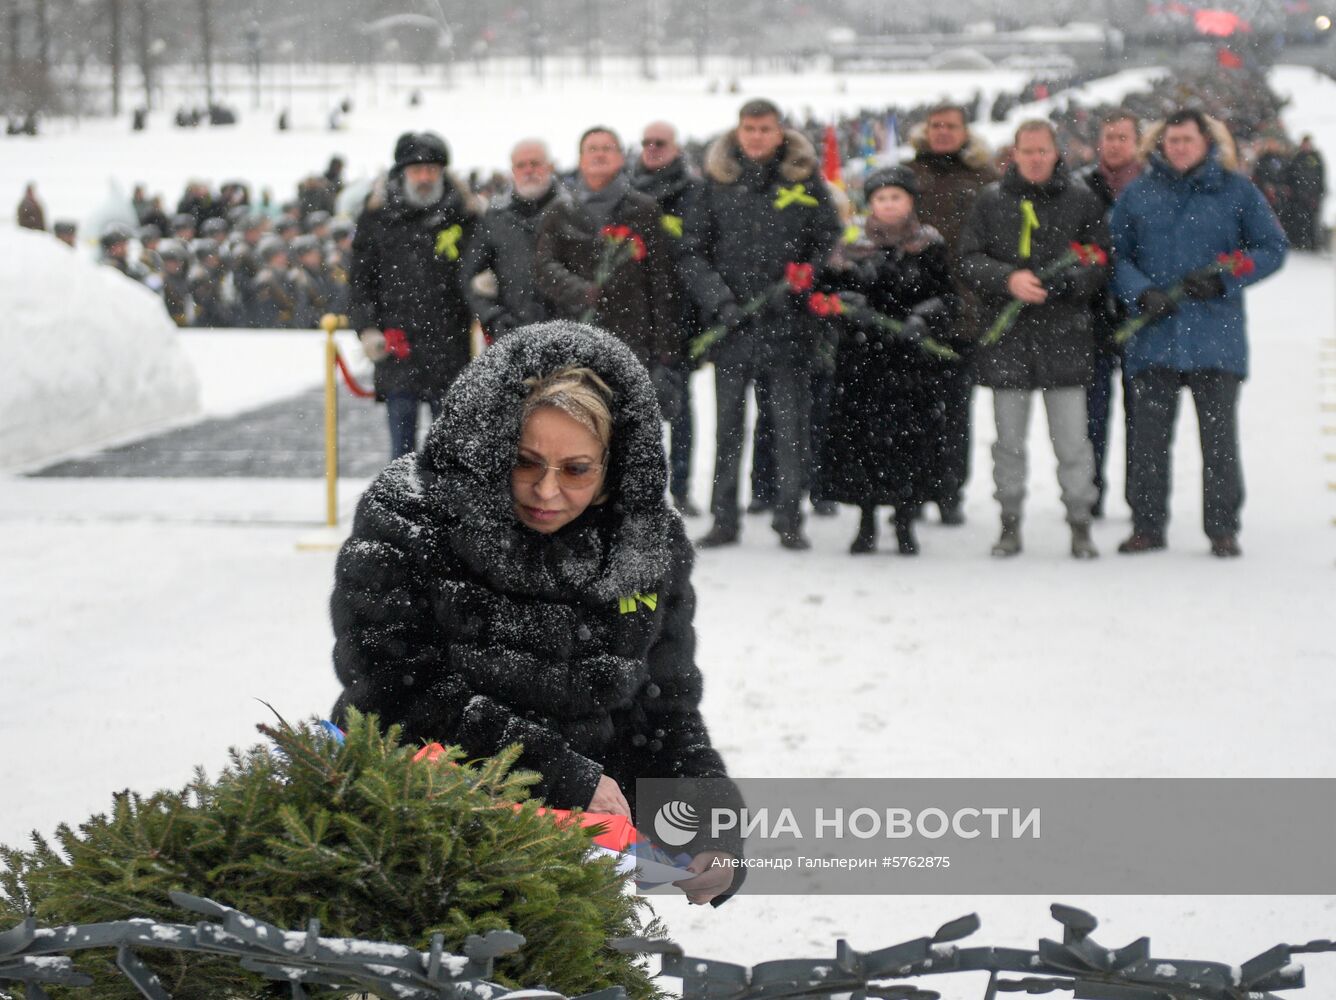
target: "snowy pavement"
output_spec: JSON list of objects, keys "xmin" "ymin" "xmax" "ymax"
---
[{"xmin": 2, "ymin": 251, "xmax": 1334, "ymax": 990}]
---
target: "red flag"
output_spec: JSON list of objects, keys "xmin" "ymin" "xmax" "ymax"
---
[
  {"xmin": 1195, "ymin": 9, "xmax": 1250, "ymax": 36},
  {"xmin": 822, "ymin": 124, "xmax": 843, "ymax": 187}
]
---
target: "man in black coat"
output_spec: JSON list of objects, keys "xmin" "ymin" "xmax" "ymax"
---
[
  {"xmin": 1286, "ymin": 135, "xmax": 1326, "ymax": 251},
  {"xmin": 904, "ymin": 102, "xmax": 999, "ymax": 525},
  {"xmin": 350, "ymin": 131, "xmax": 477, "ymax": 460},
  {"xmin": 678, "ymin": 98, "xmax": 841, "ymax": 550},
  {"xmin": 631, "ymin": 120, "xmax": 705, "ymax": 517},
  {"xmin": 461, "ymin": 138, "xmax": 558, "ymax": 340},
  {"xmin": 1074, "ymin": 109, "xmax": 1143, "ymax": 518},
  {"xmin": 958, "ymin": 120, "xmax": 1109, "ymax": 559},
  {"xmin": 535, "ymin": 126, "xmax": 678, "ymax": 377}
]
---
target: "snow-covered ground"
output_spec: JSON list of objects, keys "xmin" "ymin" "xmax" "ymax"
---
[
  {"xmin": 2, "ymin": 64, "xmax": 1336, "ymax": 996},
  {"xmin": 0, "ymin": 63, "xmax": 1031, "ymax": 245}
]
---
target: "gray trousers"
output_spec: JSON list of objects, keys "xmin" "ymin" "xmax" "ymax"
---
[
  {"xmin": 712, "ymin": 359, "xmax": 811, "ymax": 533},
  {"xmin": 991, "ymin": 386, "xmax": 1098, "ymax": 524}
]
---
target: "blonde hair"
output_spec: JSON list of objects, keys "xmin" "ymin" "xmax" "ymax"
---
[{"xmin": 521, "ymin": 366, "xmax": 614, "ymax": 451}]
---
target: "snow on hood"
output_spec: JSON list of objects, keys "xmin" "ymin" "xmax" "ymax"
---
[{"xmin": 415, "ymin": 320, "xmax": 676, "ymax": 603}]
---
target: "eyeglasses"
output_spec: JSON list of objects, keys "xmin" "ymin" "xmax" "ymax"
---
[
  {"xmin": 513, "ymin": 453, "xmax": 606, "ymax": 488},
  {"xmin": 642, "ymin": 138, "xmax": 672, "ymax": 149}
]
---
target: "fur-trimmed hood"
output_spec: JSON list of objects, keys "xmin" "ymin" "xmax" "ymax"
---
[
  {"xmin": 1139, "ymin": 114, "xmax": 1240, "ymax": 173},
  {"xmin": 703, "ymin": 126, "xmax": 820, "ymax": 185},
  {"xmin": 908, "ymin": 121, "xmax": 996, "ymax": 172},
  {"xmin": 395, "ymin": 321, "xmax": 676, "ymax": 604}
]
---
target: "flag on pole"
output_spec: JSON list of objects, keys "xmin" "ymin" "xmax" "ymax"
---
[
  {"xmin": 822, "ymin": 124, "xmax": 844, "ymax": 188},
  {"xmin": 883, "ymin": 112, "xmax": 900, "ymax": 155}
]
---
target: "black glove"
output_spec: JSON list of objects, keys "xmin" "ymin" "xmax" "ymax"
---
[
  {"xmin": 1136, "ymin": 288, "xmax": 1178, "ymax": 322},
  {"xmin": 1043, "ymin": 272, "xmax": 1073, "ymax": 300},
  {"xmin": 1181, "ymin": 268, "xmax": 1227, "ymax": 300},
  {"xmin": 715, "ymin": 300, "xmax": 748, "ymax": 332},
  {"xmin": 899, "ymin": 314, "xmax": 930, "ymax": 343}
]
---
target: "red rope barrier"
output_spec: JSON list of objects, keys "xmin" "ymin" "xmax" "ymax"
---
[{"xmin": 334, "ymin": 349, "xmax": 376, "ymax": 399}]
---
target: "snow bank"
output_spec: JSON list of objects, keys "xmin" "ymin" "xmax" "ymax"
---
[{"xmin": 0, "ymin": 227, "xmax": 200, "ymax": 469}]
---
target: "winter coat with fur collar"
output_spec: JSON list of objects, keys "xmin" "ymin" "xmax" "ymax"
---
[
  {"xmin": 329, "ymin": 322, "xmax": 744, "ymax": 897},
  {"xmin": 676, "ymin": 127, "xmax": 840, "ymax": 365},
  {"xmin": 1110, "ymin": 149, "xmax": 1287, "ymax": 380}
]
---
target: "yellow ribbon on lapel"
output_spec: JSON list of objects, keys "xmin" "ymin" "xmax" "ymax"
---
[
  {"xmin": 1018, "ymin": 200, "xmax": 1040, "ymax": 260},
  {"xmin": 661, "ymin": 214, "xmax": 684, "ymax": 238},
  {"xmin": 618, "ymin": 592, "xmax": 659, "ymax": 614},
  {"xmin": 435, "ymin": 224, "xmax": 464, "ymax": 260},
  {"xmin": 774, "ymin": 184, "xmax": 819, "ymax": 210}
]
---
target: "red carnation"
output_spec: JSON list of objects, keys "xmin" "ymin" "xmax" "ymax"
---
[
  {"xmin": 785, "ymin": 262, "xmax": 815, "ymax": 293},
  {"xmin": 383, "ymin": 328, "xmax": 412, "ymax": 360},
  {"xmin": 629, "ymin": 233, "xmax": 647, "ymax": 262},
  {"xmin": 1216, "ymin": 250, "xmax": 1255, "ymax": 277},
  {"xmin": 1069, "ymin": 242, "xmax": 1108, "ymax": 267}
]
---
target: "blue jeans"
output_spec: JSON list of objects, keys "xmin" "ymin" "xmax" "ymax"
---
[{"xmin": 386, "ymin": 392, "xmax": 444, "ymax": 460}]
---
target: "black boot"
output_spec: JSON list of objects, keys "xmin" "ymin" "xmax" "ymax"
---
[{"xmin": 850, "ymin": 507, "xmax": 877, "ymax": 554}]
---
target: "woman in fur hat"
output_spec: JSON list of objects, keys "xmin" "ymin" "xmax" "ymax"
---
[
  {"xmin": 819, "ymin": 166, "xmax": 958, "ymax": 555},
  {"xmin": 329, "ymin": 321, "xmax": 743, "ymax": 905}
]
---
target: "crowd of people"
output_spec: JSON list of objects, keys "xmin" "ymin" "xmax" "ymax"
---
[
  {"xmin": 15, "ymin": 159, "xmax": 354, "ymax": 329},
  {"xmin": 340, "ymin": 92, "xmax": 1288, "ymax": 561},
  {"xmin": 15, "ymin": 71, "xmax": 1303, "ymax": 561}
]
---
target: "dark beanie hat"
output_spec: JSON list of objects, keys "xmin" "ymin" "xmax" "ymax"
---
[
  {"xmin": 393, "ymin": 130, "xmax": 450, "ymax": 170},
  {"xmin": 863, "ymin": 164, "xmax": 919, "ymax": 201}
]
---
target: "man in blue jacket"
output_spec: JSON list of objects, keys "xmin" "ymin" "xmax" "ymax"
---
[{"xmin": 1110, "ymin": 109, "xmax": 1287, "ymax": 558}]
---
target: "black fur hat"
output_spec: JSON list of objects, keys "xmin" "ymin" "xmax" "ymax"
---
[{"xmin": 393, "ymin": 130, "xmax": 450, "ymax": 170}]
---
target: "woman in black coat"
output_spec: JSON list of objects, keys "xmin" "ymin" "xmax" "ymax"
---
[
  {"xmin": 329, "ymin": 321, "xmax": 742, "ymax": 905},
  {"xmin": 819, "ymin": 166, "xmax": 958, "ymax": 555}
]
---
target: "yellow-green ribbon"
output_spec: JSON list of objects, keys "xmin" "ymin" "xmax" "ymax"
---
[
  {"xmin": 435, "ymin": 224, "xmax": 464, "ymax": 260},
  {"xmin": 618, "ymin": 592, "xmax": 659, "ymax": 614},
  {"xmin": 661, "ymin": 213, "xmax": 683, "ymax": 238},
  {"xmin": 774, "ymin": 184, "xmax": 819, "ymax": 210},
  {"xmin": 1018, "ymin": 200, "xmax": 1040, "ymax": 260}
]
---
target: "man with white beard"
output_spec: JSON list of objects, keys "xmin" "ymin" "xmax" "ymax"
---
[
  {"xmin": 350, "ymin": 131, "xmax": 477, "ymax": 459},
  {"xmin": 461, "ymin": 138, "xmax": 560, "ymax": 340}
]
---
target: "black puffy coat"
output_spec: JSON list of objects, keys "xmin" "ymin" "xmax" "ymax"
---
[
  {"xmin": 348, "ymin": 173, "xmax": 477, "ymax": 399},
  {"xmin": 957, "ymin": 164, "xmax": 1109, "ymax": 390},
  {"xmin": 461, "ymin": 184, "xmax": 559, "ymax": 339},
  {"xmin": 330, "ymin": 322, "xmax": 743, "ymax": 899},
  {"xmin": 677, "ymin": 128, "xmax": 841, "ymax": 366},
  {"xmin": 818, "ymin": 226, "xmax": 958, "ymax": 508},
  {"xmin": 535, "ymin": 184, "xmax": 678, "ymax": 366}
]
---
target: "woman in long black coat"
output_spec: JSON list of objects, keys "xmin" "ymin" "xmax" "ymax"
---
[
  {"xmin": 329, "ymin": 321, "xmax": 742, "ymax": 905},
  {"xmin": 820, "ymin": 166, "xmax": 958, "ymax": 555}
]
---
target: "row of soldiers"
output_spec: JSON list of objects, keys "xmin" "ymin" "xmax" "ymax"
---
[{"xmin": 94, "ymin": 210, "xmax": 354, "ymax": 329}]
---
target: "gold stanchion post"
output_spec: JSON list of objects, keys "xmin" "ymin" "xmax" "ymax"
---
[{"xmin": 320, "ymin": 313, "xmax": 345, "ymax": 527}]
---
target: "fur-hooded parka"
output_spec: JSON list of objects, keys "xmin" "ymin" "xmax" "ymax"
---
[
  {"xmin": 1138, "ymin": 114, "xmax": 1240, "ymax": 173},
  {"xmin": 329, "ymin": 321, "xmax": 745, "ymax": 900},
  {"xmin": 702, "ymin": 125, "xmax": 820, "ymax": 185}
]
